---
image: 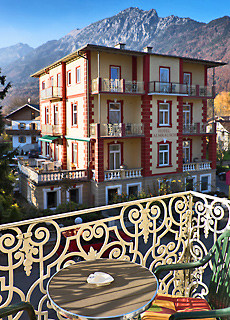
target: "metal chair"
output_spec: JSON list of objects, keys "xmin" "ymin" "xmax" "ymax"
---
[
  {"xmin": 142, "ymin": 229, "xmax": 230, "ymax": 320},
  {"xmin": 0, "ymin": 301, "xmax": 36, "ymax": 320}
]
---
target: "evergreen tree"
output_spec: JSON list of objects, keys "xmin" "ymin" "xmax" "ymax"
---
[{"xmin": 0, "ymin": 70, "xmax": 21, "ymax": 223}]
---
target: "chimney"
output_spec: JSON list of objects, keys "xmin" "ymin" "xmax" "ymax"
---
[
  {"xmin": 115, "ymin": 43, "xmax": 126, "ymax": 50},
  {"xmin": 143, "ymin": 46, "xmax": 153, "ymax": 53}
]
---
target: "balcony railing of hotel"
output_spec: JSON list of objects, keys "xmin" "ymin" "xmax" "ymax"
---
[
  {"xmin": 91, "ymin": 78, "xmax": 145, "ymax": 94},
  {"xmin": 18, "ymin": 158, "xmax": 88, "ymax": 184},
  {"xmin": 104, "ymin": 167, "xmax": 142, "ymax": 181},
  {"xmin": 40, "ymin": 86, "xmax": 63, "ymax": 100},
  {"xmin": 41, "ymin": 124, "xmax": 62, "ymax": 135},
  {"xmin": 0, "ymin": 191, "xmax": 229, "ymax": 319},
  {"xmin": 183, "ymin": 122, "xmax": 215, "ymax": 134},
  {"xmin": 90, "ymin": 123, "xmax": 144, "ymax": 137},
  {"xmin": 148, "ymin": 81, "xmax": 215, "ymax": 98},
  {"xmin": 183, "ymin": 160, "xmax": 212, "ymax": 172}
]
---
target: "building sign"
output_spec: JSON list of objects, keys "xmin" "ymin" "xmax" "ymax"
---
[{"xmin": 153, "ymin": 129, "xmax": 177, "ymax": 138}]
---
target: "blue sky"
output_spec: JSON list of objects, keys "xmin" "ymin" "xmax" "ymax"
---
[{"xmin": 1, "ymin": 0, "xmax": 229, "ymax": 49}]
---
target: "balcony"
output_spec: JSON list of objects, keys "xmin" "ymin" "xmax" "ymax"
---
[
  {"xmin": 183, "ymin": 122, "xmax": 215, "ymax": 135},
  {"xmin": 0, "ymin": 191, "xmax": 229, "ymax": 319},
  {"xmin": 18, "ymin": 158, "xmax": 88, "ymax": 184},
  {"xmin": 104, "ymin": 167, "xmax": 142, "ymax": 181},
  {"xmin": 90, "ymin": 123, "xmax": 144, "ymax": 138},
  {"xmin": 91, "ymin": 78, "xmax": 144, "ymax": 94},
  {"xmin": 148, "ymin": 81, "xmax": 215, "ymax": 98},
  {"xmin": 40, "ymin": 86, "xmax": 62, "ymax": 100},
  {"xmin": 41, "ymin": 124, "xmax": 63, "ymax": 135},
  {"xmin": 183, "ymin": 160, "xmax": 212, "ymax": 172}
]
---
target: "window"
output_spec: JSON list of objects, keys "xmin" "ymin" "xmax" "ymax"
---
[
  {"xmin": 72, "ymin": 143, "xmax": 78, "ymax": 165},
  {"xmin": 109, "ymin": 144, "xmax": 121, "ymax": 170},
  {"xmin": 19, "ymin": 123, "xmax": 26, "ymax": 130},
  {"xmin": 19, "ymin": 136, "xmax": 26, "ymax": 143},
  {"xmin": 158, "ymin": 102, "xmax": 171, "ymax": 126},
  {"xmin": 185, "ymin": 176, "xmax": 197, "ymax": 191},
  {"xmin": 110, "ymin": 66, "xmax": 121, "ymax": 92},
  {"xmin": 76, "ymin": 67, "xmax": 81, "ymax": 83},
  {"xmin": 159, "ymin": 67, "xmax": 170, "ymax": 93},
  {"xmin": 183, "ymin": 140, "xmax": 191, "ymax": 163},
  {"xmin": 183, "ymin": 105, "xmax": 191, "ymax": 126},
  {"xmin": 45, "ymin": 107, "xmax": 49, "ymax": 124},
  {"xmin": 43, "ymin": 187, "xmax": 61, "ymax": 210},
  {"xmin": 109, "ymin": 103, "xmax": 121, "ymax": 124},
  {"xmin": 105, "ymin": 185, "xmax": 122, "ymax": 205},
  {"xmin": 66, "ymin": 185, "xmax": 83, "ymax": 204},
  {"xmin": 159, "ymin": 144, "xmax": 169, "ymax": 166},
  {"xmin": 67, "ymin": 71, "xmax": 71, "ymax": 86},
  {"xmin": 54, "ymin": 143, "xmax": 59, "ymax": 161},
  {"xmin": 72, "ymin": 103, "xmax": 78, "ymax": 126},
  {"xmin": 157, "ymin": 141, "xmax": 172, "ymax": 167},
  {"xmin": 57, "ymin": 73, "xmax": 61, "ymax": 95},
  {"xmin": 32, "ymin": 137, "xmax": 36, "ymax": 144},
  {"xmin": 50, "ymin": 76, "xmax": 54, "ymax": 87},
  {"xmin": 46, "ymin": 142, "xmax": 50, "ymax": 157},
  {"xmin": 183, "ymin": 72, "xmax": 191, "ymax": 85},
  {"xmin": 54, "ymin": 105, "xmax": 58, "ymax": 125},
  {"xmin": 200, "ymin": 174, "xmax": 211, "ymax": 192},
  {"xmin": 127, "ymin": 182, "xmax": 142, "ymax": 197},
  {"xmin": 42, "ymin": 81, "xmax": 45, "ymax": 90}
]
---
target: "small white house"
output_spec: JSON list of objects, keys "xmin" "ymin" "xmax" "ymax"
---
[{"xmin": 5, "ymin": 104, "xmax": 40, "ymax": 153}]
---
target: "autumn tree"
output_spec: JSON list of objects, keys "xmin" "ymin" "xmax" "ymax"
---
[{"xmin": 214, "ymin": 91, "xmax": 230, "ymax": 117}]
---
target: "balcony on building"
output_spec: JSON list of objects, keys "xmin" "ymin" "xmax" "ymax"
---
[
  {"xmin": 41, "ymin": 124, "xmax": 62, "ymax": 136},
  {"xmin": 148, "ymin": 81, "xmax": 215, "ymax": 98},
  {"xmin": 183, "ymin": 159, "xmax": 212, "ymax": 172},
  {"xmin": 18, "ymin": 158, "xmax": 88, "ymax": 184},
  {"xmin": 90, "ymin": 123, "xmax": 144, "ymax": 138},
  {"xmin": 91, "ymin": 78, "xmax": 145, "ymax": 95},
  {"xmin": 183, "ymin": 122, "xmax": 215, "ymax": 135},
  {"xmin": 40, "ymin": 86, "xmax": 63, "ymax": 100}
]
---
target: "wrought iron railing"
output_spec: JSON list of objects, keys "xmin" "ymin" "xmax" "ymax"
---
[
  {"xmin": 40, "ymin": 86, "xmax": 62, "ymax": 100},
  {"xmin": 0, "ymin": 191, "xmax": 230, "ymax": 319},
  {"xmin": 91, "ymin": 78, "xmax": 144, "ymax": 94}
]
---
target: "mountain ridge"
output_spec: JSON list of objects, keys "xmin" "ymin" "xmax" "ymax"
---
[{"xmin": 1, "ymin": 7, "xmax": 229, "ymax": 106}]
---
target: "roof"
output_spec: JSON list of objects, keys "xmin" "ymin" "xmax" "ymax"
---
[
  {"xmin": 5, "ymin": 104, "xmax": 40, "ymax": 119},
  {"xmin": 31, "ymin": 43, "xmax": 227, "ymax": 78}
]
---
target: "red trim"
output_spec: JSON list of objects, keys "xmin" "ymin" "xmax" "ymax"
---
[
  {"xmin": 159, "ymin": 66, "xmax": 170, "ymax": 82},
  {"xmin": 141, "ymin": 54, "xmax": 152, "ymax": 177},
  {"xmin": 157, "ymin": 140, "xmax": 172, "ymax": 167},
  {"xmin": 204, "ymin": 66, "xmax": 208, "ymax": 86},
  {"xmin": 157, "ymin": 100, "xmax": 172, "ymax": 128},
  {"xmin": 179, "ymin": 59, "xmax": 183, "ymax": 84},
  {"xmin": 132, "ymin": 56, "xmax": 137, "ymax": 82},
  {"xmin": 107, "ymin": 141, "xmax": 124, "ymax": 170},
  {"xmin": 176, "ymin": 96, "xmax": 184, "ymax": 172},
  {"xmin": 109, "ymin": 65, "xmax": 121, "ymax": 79}
]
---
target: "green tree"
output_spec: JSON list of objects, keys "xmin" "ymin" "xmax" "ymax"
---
[{"xmin": 0, "ymin": 70, "xmax": 21, "ymax": 223}]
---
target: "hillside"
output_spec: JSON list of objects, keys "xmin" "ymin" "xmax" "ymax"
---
[{"xmin": 1, "ymin": 7, "xmax": 229, "ymax": 106}]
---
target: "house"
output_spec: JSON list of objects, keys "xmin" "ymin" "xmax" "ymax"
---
[
  {"xmin": 208, "ymin": 116, "xmax": 230, "ymax": 151},
  {"xmin": 5, "ymin": 104, "xmax": 40, "ymax": 154},
  {"xmin": 19, "ymin": 43, "xmax": 225, "ymax": 210}
]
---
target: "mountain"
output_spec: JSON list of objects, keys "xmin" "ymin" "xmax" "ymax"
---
[
  {"xmin": 0, "ymin": 43, "xmax": 33, "ymax": 68},
  {"xmin": 1, "ymin": 7, "xmax": 230, "ymax": 106}
]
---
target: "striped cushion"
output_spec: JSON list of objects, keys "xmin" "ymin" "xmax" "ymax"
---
[{"xmin": 141, "ymin": 294, "xmax": 212, "ymax": 320}]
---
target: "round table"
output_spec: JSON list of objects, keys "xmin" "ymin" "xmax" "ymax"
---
[{"xmin": 47, "ymin": 259, "xmax": 158, "ymax": 320}]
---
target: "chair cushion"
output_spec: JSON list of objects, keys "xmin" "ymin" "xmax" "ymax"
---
[{"xmin": 141, "ymin": 294, "xmax": 212, "ymax": 320}]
